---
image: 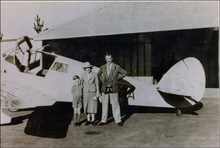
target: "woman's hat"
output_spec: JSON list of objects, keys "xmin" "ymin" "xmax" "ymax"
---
[{"xmin": 82, "ymin": 62, "xmax": 93, "ymax": 68}]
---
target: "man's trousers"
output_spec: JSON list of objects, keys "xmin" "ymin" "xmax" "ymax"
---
[{"xmin": 101, "ymin": 93, "xmax": 121, "ymax": 124}]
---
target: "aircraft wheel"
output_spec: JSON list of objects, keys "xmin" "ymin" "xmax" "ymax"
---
[{"xmin": 176, "ymin": 109, "xmax": 182, "ymax": 116}]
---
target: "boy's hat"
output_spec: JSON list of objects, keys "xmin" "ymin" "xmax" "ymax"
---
[{"xmin": 82, "ymin": 62, "xmax": 93, "ymax": 68}]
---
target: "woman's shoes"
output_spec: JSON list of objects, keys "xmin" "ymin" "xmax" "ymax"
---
[
  {"xmin": 84, "ymin": 121, "xmax": 97, "ymax": 126},
  {"xmin": 91, "ymin": 121, "xmax": 97, "ymax": 126}
]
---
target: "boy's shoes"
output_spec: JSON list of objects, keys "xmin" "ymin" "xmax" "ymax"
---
[
  {"xmin": 84, "ymin": 121, "xmax": 91, "ymax": 126},
  {"xmin": 74, "ymin": 122, "xmax": 80, "ymax": 126},
  {"xmin": 117, "ymin": 122, "xmax": 123, "ymax": 127}
]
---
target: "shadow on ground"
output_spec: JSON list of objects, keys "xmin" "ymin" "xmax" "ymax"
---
[
  {"xmin": 24, "ymin": 102, "xmax": 73, "ymax": 138},
  {"xmin": 1, "ymin": 97, "xmax": 203, "ymax": 139},
  {"xmin": 96, "ymin": 97, "xmax": 203, "ymax": 126}
]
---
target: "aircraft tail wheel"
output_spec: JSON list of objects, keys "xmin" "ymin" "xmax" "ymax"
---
[{"xmin": 176, "ymin": 109, "xmax": 182, "ymax": 116}]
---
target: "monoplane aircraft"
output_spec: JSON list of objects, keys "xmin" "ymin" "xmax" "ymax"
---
[{"xmin": 1, "ymin": 36, "xmax": 206, "ymax": 124}]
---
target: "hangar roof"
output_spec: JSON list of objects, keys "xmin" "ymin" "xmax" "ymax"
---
[{"xmin": 34, "ymin": 2, "xmax": 219, "ymax": 40}]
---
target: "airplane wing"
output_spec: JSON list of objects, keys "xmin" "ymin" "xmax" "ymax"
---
[{"xmin": 1, "ymin": 82, "xmax": 56, "ymax": 124}]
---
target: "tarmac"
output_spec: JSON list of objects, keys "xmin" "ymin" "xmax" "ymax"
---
[{"xmin": 1, "ymin": 90, "xmax": 219, "ymax": 147}]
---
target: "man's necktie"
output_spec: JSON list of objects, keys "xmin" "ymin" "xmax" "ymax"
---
[{"xmin": 107, "ymin": 64, "xmax": 110, "ymax": 76}]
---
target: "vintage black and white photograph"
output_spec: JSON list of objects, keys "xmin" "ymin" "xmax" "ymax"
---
[{"xmin": 1, "ymin": 1, "xmax": 219, "ymax": 147}]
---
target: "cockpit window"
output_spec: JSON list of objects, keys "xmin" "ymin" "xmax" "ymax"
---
[{"xmin": 51, "ymin": 62, "xmax": 68, "ymax": 73}]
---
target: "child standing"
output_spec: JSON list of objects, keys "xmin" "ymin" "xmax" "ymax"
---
[{"xmin": 71, "ymin": 75, "xmax": 83, "ymax": 126}]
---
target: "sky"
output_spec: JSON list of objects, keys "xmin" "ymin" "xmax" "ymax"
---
[
  {"xmin": 0, "ymin": 1, "xmax": 107, "ymax": 51},
  {"xmin": 1, "ymin": 1, "xmax": 107, "ymax": 39}
]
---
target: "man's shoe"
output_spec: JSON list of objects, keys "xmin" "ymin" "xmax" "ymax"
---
[
  {"xmin": 74, "ymin": 122, "xmax": 78, "ymax": 127},
  {"xmin": 84, "ymin": 121, "xmax": 91, "ymax": 126},
  {"xmin": 117, "ymin": 122, "xmax": 123, "ymax": 127},
  {"xmin": 98, "ymin": 122, "xmax": 106, "ymax": 126}
]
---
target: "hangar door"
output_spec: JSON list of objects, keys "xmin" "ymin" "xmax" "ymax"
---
[{"xmin": 43, "ymin": 34, "xmax": 152, "ymax": 77}]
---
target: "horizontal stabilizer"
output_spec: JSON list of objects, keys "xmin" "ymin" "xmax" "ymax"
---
[{"xmin": 157, "ymin": 57, "xmax": 206, "ymax": 102}]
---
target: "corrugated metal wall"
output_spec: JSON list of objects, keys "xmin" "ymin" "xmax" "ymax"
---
[
  {"xmin": 43, "ymin": 28, "xmax": 219, "ymax": 88},
  {"xmin": 113, "ymin": 35, "xmax": 151, "ymax": 76}
]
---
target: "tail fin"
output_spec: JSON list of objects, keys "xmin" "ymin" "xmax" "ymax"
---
[{"xmin": 157, "ymin": 57, "xmax": 206, "ymax": 102}]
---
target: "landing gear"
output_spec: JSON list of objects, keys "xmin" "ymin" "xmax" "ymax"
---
[{"xmin": 176, "ymin": 109, "xmax": 182, "ymax": 116}]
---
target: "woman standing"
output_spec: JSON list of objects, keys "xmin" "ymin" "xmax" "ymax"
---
[{"xmin": 81, "ymin": 62, "xmax": 100, "ymax": 126}]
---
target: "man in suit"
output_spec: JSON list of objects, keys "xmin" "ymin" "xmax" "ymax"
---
[{"xmin": 98, "ymin": 52, "xmax": 127, "ymax": 126}]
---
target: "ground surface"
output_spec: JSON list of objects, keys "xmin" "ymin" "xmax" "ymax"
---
[{"xmin": 1, "ymin": 95, "xmax": 219, "ymax": 147}]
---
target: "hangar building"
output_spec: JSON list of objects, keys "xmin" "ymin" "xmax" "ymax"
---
[{"xmin": 34, "ymin": 2, "xmax": 219, "ymax": 88}]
